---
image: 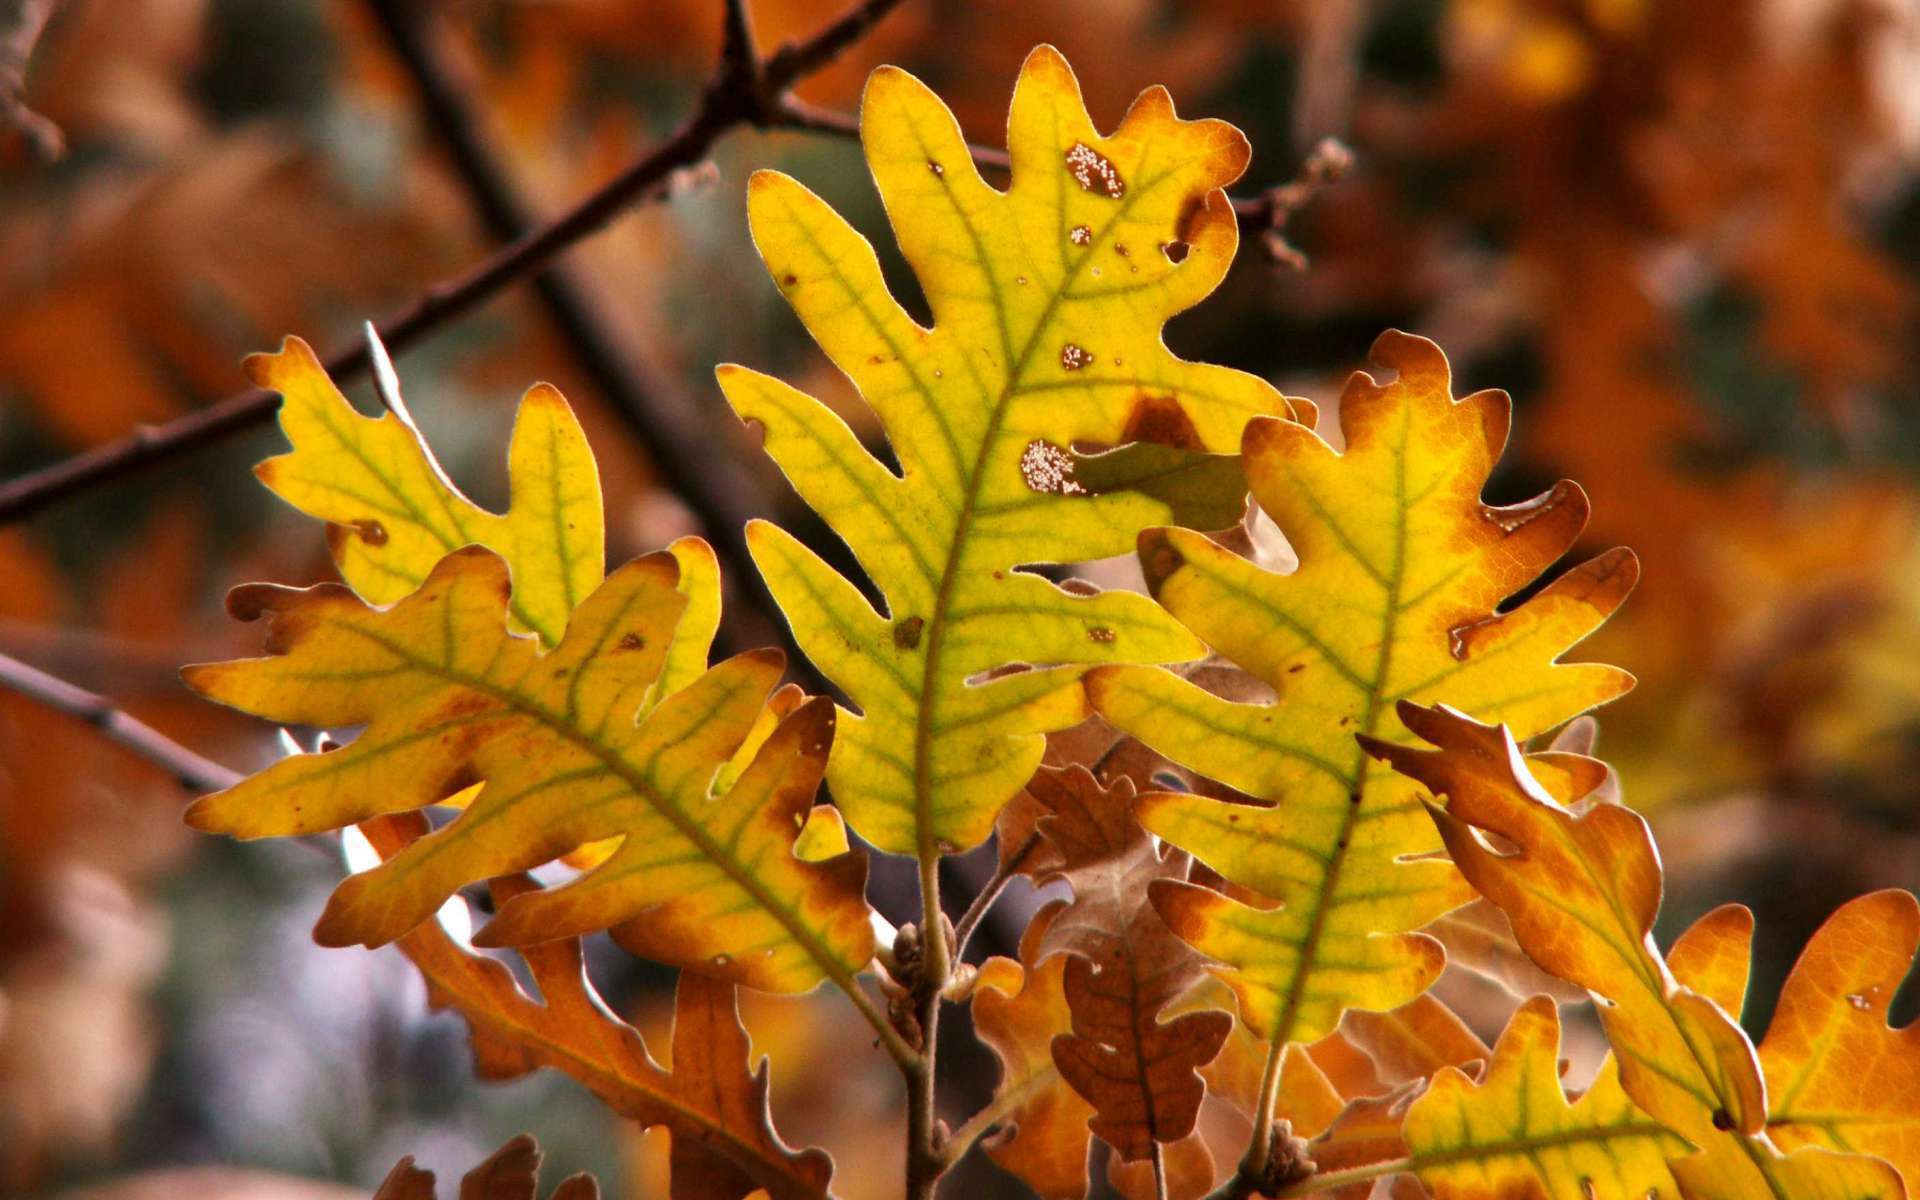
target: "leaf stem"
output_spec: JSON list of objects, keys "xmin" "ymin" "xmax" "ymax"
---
[
  {"xmin": 906, "ymin": 850, "xmax": 949, "ymax": 1199},
  {"xmin": 951, "ymin": 832, "xmax": 1038, "ymax": 960},
  {"xmin": 845, "ymin": 977, "xmax": 920, "ymax": 1070}
]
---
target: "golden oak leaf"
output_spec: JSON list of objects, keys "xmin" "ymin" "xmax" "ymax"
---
[
  {"xmin": 248, "ymin": 336, "xmax": 603, "ymax": 649},
  {"xmin": 373, "ymin": 1134, "xmax": 599, "ymax": 1200},
  {"xmin": 1665, "ymin": 893, "xmax": 1920, "ymax": 1194},
  {"xmin": 717, "ymin": 45, "xmax": 1294, "ymax": 859},
  {"xmin": 1402, "ymin": 996, "xmax": 1686, "ymax": 1199},
  {"xmin": 359, "ymin": 814, "xmax": 832, "ymax": 1200},
  {"xmin": 1089, "ymin": 329, "xmax": 1636, "ymax": 1046},
  {"xmin": 972, "ymin": 909, "xmax": 1095, "ymax": 1200},
  {"xmin": 1371, "ymin": 702, "xmax": 1906, "ymax": 1198},
  {"xmin": 185, "ymin": 546, "xmax": 873, "ymax": 995}
]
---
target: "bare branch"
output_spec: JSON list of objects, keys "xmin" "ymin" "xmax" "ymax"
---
[
  {"xmin": 0, "ymin": 649, "xmax": 238, "ymax": 794},
  {"xmin": 0, "ymin": 0, "xmax": 913, "ymax": 525}
]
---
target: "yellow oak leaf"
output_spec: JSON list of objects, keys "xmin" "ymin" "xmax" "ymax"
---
[
  {"xmin": 1089, "ymin": 330, "xmax": 1637, "ymax": 1046},
  {"xmin": 1401, "ymin": 996, "xmax": 1686, "ymax": 1199},
  {"xmin": 360, "ymin": 814, "xmax": 834, "ymax": 1200},
  {"xmin": 184, "ymin": 546, "xmax": 874, "ymax": 995},
  {"xmin": 716, "ymin": 45, "xmax": 1294, "ymax": 859},
  {"xmin": 1373, "ymin": 702, "xmax": 1907, "ymax": 1199},
  {"xmin": 1665, "ymin": 893, "xmax": 1920, "ymax": 1195},
  {"xmin": 248, "ymin": 336, "xmax": 603, "ymax": 648}
]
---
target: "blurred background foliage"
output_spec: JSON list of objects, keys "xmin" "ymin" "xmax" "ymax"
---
[{"xmin": 0, "ymin": 0, "xmax": 1916, "ymax": 1196}]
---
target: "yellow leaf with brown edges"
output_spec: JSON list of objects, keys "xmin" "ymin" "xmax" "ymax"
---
[
  {"xmin": 1090, "ymin": 330, "xmax": 1636, "ymax": 1046},
  {"xmin": 717, "ymin": 45, "xmax": 1295, "ymax": 860},
  {"xmin": 184, "ymin": 547, "xmax": 873, "ymax": 995},
  {"xmin": 1371, "ymin": 702, "xmax": 1906, "ymax": 1198},
  {"xmin": 249, "ymin": 337, "xmax": 603, "ymax": 649},
  {"xmin": 1402, "ymin": 996, "xmax": 1685, "ymax": 1199}
]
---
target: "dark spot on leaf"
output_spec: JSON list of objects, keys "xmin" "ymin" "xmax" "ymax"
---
[
  {"xmin": 618, "ymin": 633, "xmax": 646, "ymax": 651},
  {"xmin": 1087, "ymin": 626, "xmax": 1115, "ymax": 644},
  {"xmin": 1069, "ymin": 224, "xmax": 1092, "ymax": 246},
  {"xmin": 893, "ymin": 615, "xmax": 924, "ymax": 650},
  {"xmin": 1712, "ymin": 1109, "xmax": 1735, "ymax": 1132},
  {"xmin": 351, "ymin": 518, "xmax": 388, "ymax": 547},
  {"xmin": 927, "ymin": 160, "xmax": 944, "ymax": 177},
  {"xmin": 1161, "ymin": 240, "xmax": 1190, "ymax": 264},
  {"xmin": 1121, "ymin": 394, "xmax": 1205, "ymax": 450},
  {"xmin": 1060, "ymin": 344, "xmax": 1093, "ymax": 371},
  {"xmin": 781, "ymin": 273, "xmax": 798, "ymax": 287}
]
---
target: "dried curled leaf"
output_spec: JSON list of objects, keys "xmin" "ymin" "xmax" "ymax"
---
[
  {"xmin": 1090, "ymin": 330, "xmax": 1637, "ymax": 1045},
  {"xmin": 1372, "ymin": 703, "xmax": 1908, "ymax": 1198},
  {"xmin": 1401, "ymin": 997, "xmax": 1685, "ymax": 1199},
  {"xmin": 373, "ymin": 1133, "xmax": 599, "ymax": 1200},
  {"xmin": 360, "ymin": 815, "xmax": 833, "ymax": 1200},
  {"xmin": 185, "ymin": 547, "xmax": 874, "ymax": 994},
  {"xmin": 717, "ymin": 46, "xmax": 1295, "ymax": 858},
  {"xmin": 248, "ymin": 337, "xmax": 602, "ymax": 648}
]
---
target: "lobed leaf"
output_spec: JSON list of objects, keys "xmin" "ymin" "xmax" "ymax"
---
[
  {"xmin": 1372, "ymin": 702, "xmax": 1909, "ymax": 1198},
  {"xmin": 373, "ymin": 1134, "xmax": 599, "ymax": 1200},
  {"xmin": 1668, "ymin": 892, "xmax": 1920, "ymax": 1194},
  {"xmin": 718, "ymin": 46, "xmax": 1294, "ymax": 858},
  {"xmin": 1090, "ymin": 330, "xmax": 1637, "ymax": 1045},
  {"xmin": 360, "ymin": 814, "xmax": 834, "ymax": 1200},
  {"xmin": 185, "ymin": 546, "xmax": 873, "ymax": 994},
  {"xmin": 248, "ymin": 336, "xmax": 603, "ymax": 648},
  {"xmin": 1401, "ymin": 997, "xmax": 1686, "ymax": 1199}
]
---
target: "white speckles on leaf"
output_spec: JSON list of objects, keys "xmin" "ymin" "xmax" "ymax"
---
[
  {"xmin": 1065, "ymin": 141, "xmax": 1125, "ymax": 198},
  {"xmin": 1020, "ymin": 439, "xmax": 1086, "ymax": 496}
]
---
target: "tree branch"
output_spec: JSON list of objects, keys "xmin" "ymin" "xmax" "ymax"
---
[
  {"xmin": 0, "ymin": 0, "xmax": 912, "ymax": 525},
  {"xmin": 358, "ymin": 0, "xmax": 781, "ymax": 661},
  {"xmin": 0, "ymin": 649, "xmax": 238, "ymax": 794}
]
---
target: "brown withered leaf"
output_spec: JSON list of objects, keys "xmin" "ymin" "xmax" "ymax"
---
[
  {"xmin": 359, "ymin": 815, "xmax": 833, "ymax": 1200},
  {"xmin": 1051, "ymin": 906, "xmax": 1233, "ymax": 1162},
  {"xmin": 372, "ymin": 1134, "xmax": 599, "ymax": 1200}
]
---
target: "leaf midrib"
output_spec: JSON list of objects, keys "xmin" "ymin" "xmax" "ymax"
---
[
  {"xmin": 908, "ymin": 143, "xmax": 1168, "ymax": 862},
  {"xmin": 330, "ymin": 617, "xmax": 860, "ymax": 991}
]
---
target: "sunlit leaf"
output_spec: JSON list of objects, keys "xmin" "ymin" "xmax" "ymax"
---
[
  {"xmin": 1372, "ymin": 702, "xmax": 1907, "ymax": 1198},
  {"xmin": 1090, "ymin": 330, "xmax": 1637, "ymax": 1044},
  {"xmin": 185, "ymin": 546, "xmax": 873, "ymax": 994},
  {"xmin": 249, "ymin": 336, "xmax": 603, "ymax": 648},
  {"xmin": 717, "ymin": 46, "xmax": 1294, "ymax": 858}
]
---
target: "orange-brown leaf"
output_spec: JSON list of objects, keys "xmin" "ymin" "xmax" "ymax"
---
[{"xmin": 360, "ymin": 815, "xmax": 833, "ymax": 1200}]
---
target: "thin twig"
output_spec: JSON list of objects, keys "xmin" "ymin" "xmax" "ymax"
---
[
  {"xmin": 0, "ymin": 649, "xmax": 238, "ymax": 793},
  {"xmin": 951, "ymin": 831, "xmax": 1038, "ymax": 960},
  {"xmin": 0, "ymin": 0, "xmax": 911, "ymax": 525},
  {"xmin": 766, "ymin": 92, "xmax": 1344, "ymax": 239},
  {"xmin": 0, "ymin": 0, "xmax": 63, "ymax": 161},
  {"xmin": 1151, "ymin": 1141, "xmax": 1169, "ymax": 1200}
]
